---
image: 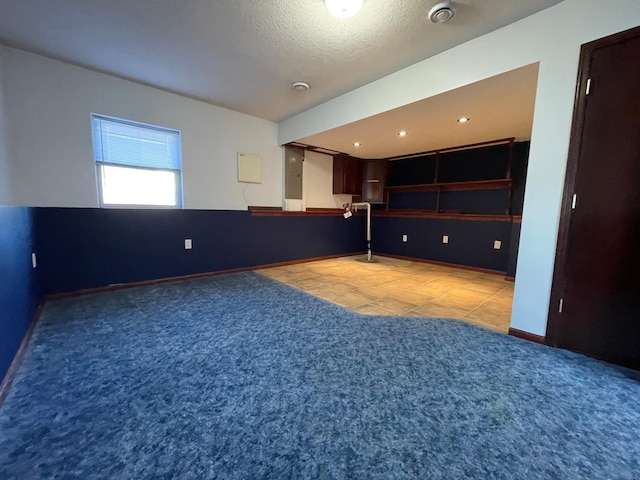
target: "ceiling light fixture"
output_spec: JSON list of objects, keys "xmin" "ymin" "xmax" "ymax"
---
[
  {"xmin": 458, "ymin": 117, "xmax": 470, "ymax": 123},
  {"xmin": 353, "ymin": 142, "xmax": 361, "ymax": 147},
  {"xmin": 325, "ymin": 0, "xmax": 364, "ymax": 19},
  {"xmin": 291, "ymin": 81, "xmax": 310, "ymax": 91},
  {"xmin": 398, "ymin": 131, "xmax": 408, "ymax": 137},
  {"xmin": 428, "ymin": 1, "xmax": 456, "ymax": 24}
]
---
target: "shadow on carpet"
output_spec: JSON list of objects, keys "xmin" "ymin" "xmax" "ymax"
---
[{"xmin": 1, "ymin": 272, "xmax": 639, "ymax": 479}]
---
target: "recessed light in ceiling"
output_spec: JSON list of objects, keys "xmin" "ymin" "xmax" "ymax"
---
[
  {"xmin": 398, "ymin": 131, "xmax": 408, "ymax": 137},
  {"xmin": 291, "ymin": 81, "xmax": 310, "ymax": 91},
  {"xmin": 325, "ymin": 0, "xmax": 364, "ymax": 19},
  {"xmin": 428, "ymin": 1, "xmax": 456, "ymax": 24},
  {"xmin": 458, "ymin": 117, "xmax": 470, "ymax": 123},
  {"xmin": 353, "ymin": 142, "xmax": 361, "ymax": 147}
]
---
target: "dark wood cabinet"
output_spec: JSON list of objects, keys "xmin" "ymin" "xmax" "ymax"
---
[
  {"xmin": 332, "ymin": 155, "xmax": 363, "ymax": 195},
  {"xmin": 362, "ymin": 160, "xmax": 387, "ymax": 203}
]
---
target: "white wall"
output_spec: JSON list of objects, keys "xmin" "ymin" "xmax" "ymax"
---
[
  {"xmin": 303, "ymin": 151, "xmax": 351, "ymax": 209},
  {"xmin": 0, "ymin": 46, "xmax": 12, "ymax": 205},
  {"xmin": 280, "ymin": 0, "xmax": 640, "ymax": 337},
  {"xmin": 2, "ymin": 47, "xmax": 282, "ymax": 209}
]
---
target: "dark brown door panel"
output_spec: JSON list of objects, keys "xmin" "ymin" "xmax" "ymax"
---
[{"xmin": 548, "ymin": 26, "xmax": 640, "ymax": 369}]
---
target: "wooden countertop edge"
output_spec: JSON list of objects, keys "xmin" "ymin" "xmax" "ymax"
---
[
  {"xmin": 249, "ymin": 206, "xmax": 522, "ymax": 222},
  {"xmin": 248, "ymin": 206, "xmax": 345, "ymax": 217}
]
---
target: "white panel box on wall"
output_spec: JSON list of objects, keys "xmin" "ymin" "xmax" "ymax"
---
[{"xmin": 237, "ymin": 153, "xmax": 262, "ymax": 183}]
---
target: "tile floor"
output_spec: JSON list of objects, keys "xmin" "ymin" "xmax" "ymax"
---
[{"xmin": 257, "ymin": 255, "xmax": 514, "ymax": 333}]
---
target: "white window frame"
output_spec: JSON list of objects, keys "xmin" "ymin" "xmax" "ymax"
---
[{"xmin": 91, "ymin": 114, "xmax": 184, "ymax": 209}]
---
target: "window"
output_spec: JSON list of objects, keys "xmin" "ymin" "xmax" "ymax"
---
[{"xmin": 91, "ymin": 114, "xmax": 183, "ymax": 208}]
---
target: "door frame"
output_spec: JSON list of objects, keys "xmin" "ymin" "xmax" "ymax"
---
[{"xmin": 545, "ymin": 25, "xmax": 640, "ymax": 345}]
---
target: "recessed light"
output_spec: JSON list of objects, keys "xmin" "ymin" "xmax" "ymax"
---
[
  {"xmin": 353, "ymin": 142, "xmax": 361, "ymax": 147},
  {"xmin": 458, "ymin": 117, "xmax": 470, "ymax": 123},
  {"xmin": 398, "ymin": 131, "xmax": 408, "ymax": 137},
  {"xmin": 291, "ymin": 81, "xmax": 310, "ymax": 91}
]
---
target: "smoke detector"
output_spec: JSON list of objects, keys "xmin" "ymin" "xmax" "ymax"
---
[
  {"xmin": 428, "ymin": 1, "xmax": 456, "ymax": 24},
  {"xmin": 291, "ymin": 81, "xmax": 310, "ymax": 92}
]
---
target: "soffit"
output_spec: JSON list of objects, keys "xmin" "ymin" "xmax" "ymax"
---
[{"xmin": 297, "ymin": 63, "xmax": 539, "ymax": 159}]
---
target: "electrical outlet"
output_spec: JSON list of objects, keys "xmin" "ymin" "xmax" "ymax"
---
[
  {"xmin": 185, "ymin": 239, "xmax": 193, "ymax": 250},
  {"xmin": 402, "ymin": 234, "xmax": 408, "ymax": 243},
  {"xmin": 442, "ymin": 235, "xmax": 449, "ymax": 244},
  {"xmin": 494, "ymin": 240, "xmax": 502, "ymax": 250},
  {"xmin": 31, "ymin": 253, "xmax": 37, "ymax": 268}
]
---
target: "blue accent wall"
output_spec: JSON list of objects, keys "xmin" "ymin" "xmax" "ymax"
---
[
  {"xmin": 0, "ymin": 207, "xmax": 40, "ymax": 383},
  {"xmin": 35, "ymin": 208, "xmax": 366, "ymax": 295},
  {"xmin": 439, "ymin": 189, "xmax": 510, "ymax": 216},
  {"xmin": 373, "ymin": 216, "xmax": 513, "ymax": 272},
  {"xmin": 2, "ymin": 206, "xmax": 520, "ymax": 382}
]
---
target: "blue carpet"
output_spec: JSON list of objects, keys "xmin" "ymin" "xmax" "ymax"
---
[{"xmin": 1, "ymin": 272, "xmax": 639, "ymax": 479}]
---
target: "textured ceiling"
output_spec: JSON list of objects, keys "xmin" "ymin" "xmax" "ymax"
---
[
  {"xmin": 297, "ymin": 63, "xmax": 540, "ymax": 159},
  {"xmin": 0, "ymin": 0, "xmax": 562, "ymax": 122}
]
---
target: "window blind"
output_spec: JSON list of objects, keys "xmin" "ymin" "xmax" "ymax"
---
[{"xmin": 91, "ymin": 115, "xmax": 181, "ymax": 170}]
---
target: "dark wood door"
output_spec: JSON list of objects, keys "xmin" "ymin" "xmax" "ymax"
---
[{"xmin": 547, "ymin": 27, "xmax": 640, "ymax": 369}]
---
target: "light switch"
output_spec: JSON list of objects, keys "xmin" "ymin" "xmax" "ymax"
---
[
  {"xmin": 494, "ymin": 240, "xmax": 501, "ymax": 250},
  {"xmin": 185, "ymin": 239, "xmax": 192, "ymax": 250},
  {"xmin": 402, "ymin": 234, "xmax": 408, "ymax": 243},
  {"xmin": 442, "ymin": 235, "xmax": 449, "ymax": 244}
]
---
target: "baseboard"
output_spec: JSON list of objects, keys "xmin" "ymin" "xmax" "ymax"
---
[
  {"xmin": 0, "ymin": 303, "xmax": 44, "ymax": 408},
  {"xmin": 46, "ymin": 252, "xmax": 365, "ymax": 300},
  {"xmin": 508, "ymin": 327, "xmax": 546, "ymax": 345},
  {"xmin": 375, "ymin": 253, "xmax": 507, "ymax": 277},
  {"xmin": 505, "ymin": 276, "xmax": 515, "ymax": 282}
]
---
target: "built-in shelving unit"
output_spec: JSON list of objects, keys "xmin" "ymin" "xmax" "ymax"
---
[
  {"xmin": 383, "ymin": 138, "xmax": 516, "ymax": 218},
  {"xmin": 294, "ymin": 137, "xmax": 527, "ymax": 221}
]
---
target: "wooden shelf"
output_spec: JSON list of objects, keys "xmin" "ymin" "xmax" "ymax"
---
[
  {"xmin": 372, "ymin": 210, "xmax": 515, "ymax": 222},
  {"xmin": 247, "ymin": 206, "xmax": 516, "ymax": 222},
  {"xmin": 385, "ymin": 178, "xmax": 512, "ymax": 193}
]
